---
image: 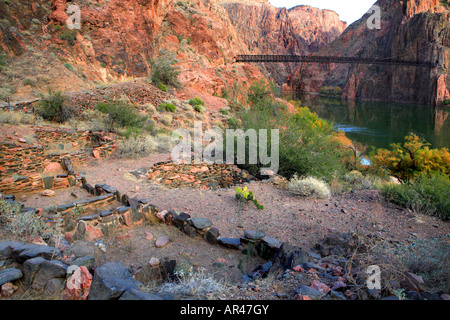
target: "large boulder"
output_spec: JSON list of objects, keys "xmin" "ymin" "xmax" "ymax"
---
[
  {"xmin": 0, "ymin": 268, "xmax": 23, "ymax": 286},
  {"xmin": 11, "ymin": 243, "xmax": 62, "ymax": 263},
  {"xmin": 88, "ymin": 262, "xmax": 139, "ymax": 300}
]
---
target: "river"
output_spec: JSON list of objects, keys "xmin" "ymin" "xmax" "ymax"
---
[{"xmin": 287, "ymin": 94, "xmax": 450, "ymax": 150}]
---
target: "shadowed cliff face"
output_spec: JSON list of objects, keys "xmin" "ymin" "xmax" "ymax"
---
[
  {"xmin": 0, "ymin": 0, "xmax": 348, "ymax": 100},
  {"xmin": 218, "ymin": 0, "xmax": 347, "ymax": 84},
  {"xmin": 286, "ymin": 0, "xmax": 450, "ymax": 106}
]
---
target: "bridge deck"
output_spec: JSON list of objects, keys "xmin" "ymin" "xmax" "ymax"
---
[{"xmin": 235, "ymin": 55, "xmax": 437, "ymax": 68}]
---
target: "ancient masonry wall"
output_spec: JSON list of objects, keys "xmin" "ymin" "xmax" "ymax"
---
[{"xmin": 0, "ymin": 128, "xmax": 116, "ymax": 194}]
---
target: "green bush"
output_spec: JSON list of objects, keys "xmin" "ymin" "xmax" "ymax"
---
[
  {"xmin": 0, "ymin": 52, "xmax": 7, "ymax": 71},
  {"xmin": 38, "ymin": 90, "xmax": 73, "ymax": 123},
  {"xmin": 189, "ymin": 97, "xmax": 205, "ymax": 107},
  {"xmin": 398, "ymin": 238, "xmax": 449, "ymax": 292},
  {"xmin": 371, "ymin": 133, "xmax": 450, "ymax": 182},
  {"xmin": 158, "ymin": 103, "xmax": 177, "ymax": 112},
  {"xmin": 158, "ymin": 82, "xmax": 168, "ymax": 92},
  {"xmin": 247, "ymin": 79, "xmax": 274, "ymax": 106},
  {"xmin": 64, "ymin": 62, "xmax": 74, "ymax": 71},
  {"xmin": 319, "ymin": 86, "xmax": 343, "ymax": 97},
  {"xmin": 59, "ymin": 28, "xmax": 77, "ymax": 45},
  {"xmin": 0, "ymin": 200, "xmax": 60, "ymax": 241},
  {"xmin": 150, "ymin": 52, "xmax": 181, "ymax": 87},
  {"xmin": 97, "ymin": 101, "xmax": 148, "ymax": 132},
  {"xmin": 382, "ymin": 173, "xmax": 450, "ymax": 220},
  {"xmin": 234, "ymin": 98, "xmax": 349, "ymax": 181}
]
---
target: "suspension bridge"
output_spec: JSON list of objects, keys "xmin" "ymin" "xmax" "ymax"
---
[{"xmin": 234, "ymin": 55, "xmax": 438, "ymax": 68}]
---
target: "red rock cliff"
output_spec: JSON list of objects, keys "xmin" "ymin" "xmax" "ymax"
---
[{"xmin": 286, "ymin": 0, "xmax": 450, "ymax": 105}]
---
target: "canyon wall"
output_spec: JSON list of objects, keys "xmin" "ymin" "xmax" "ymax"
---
[
  {"xmin": 286, "ymin": 0, "xmax": 450, "ymax": 106},
  {"xmin": 0, "ymin": 0, "xmax": 345, "ymax": 99}
]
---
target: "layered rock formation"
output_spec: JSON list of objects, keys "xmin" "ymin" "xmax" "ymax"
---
[
  {"xmin": 286, "ymin": 0, "xmax": 450, "ymax": 106},
  {"xmin": 0, "ymin": 0, "xmax": 345, "ymax": 100},
  {"xmin": 218, "ymin": 0, "xmax": 347, "ymax": 84}
]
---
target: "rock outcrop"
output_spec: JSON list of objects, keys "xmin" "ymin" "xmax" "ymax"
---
[
  {"xmin": 0, "ymin": 0, "xmax": 347, "ymax": 100},
  {"xmin": 286, "ymin": 0, "xmax": 450, "ymax": 105},
  {"xmin": 218, "ymin": 0, "xmax": 347, "ymax": 84}
]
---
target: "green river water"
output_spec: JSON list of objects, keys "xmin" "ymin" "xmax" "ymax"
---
[{"xmin": 289, "ymin": 94, "xmax": 450, "ymax": 151}]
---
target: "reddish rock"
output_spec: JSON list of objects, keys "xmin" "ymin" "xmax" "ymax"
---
[
  {"xmin": 84, "ymin": 224, "xmax": 103, "ymax": 241},
  {"xmin": 310, "ymin": 280, "xmax": 331, "ymax": 294},
  {"xmin": 155, "ymin": 235, "xmax": 170, "ymax": 248},
  {"xmin": 1, "ymin": 282, "xmax": 18, "ymax": 298},
  {"xmin": 92, "ymin": 149, "xmax": 101, "ymax": 159},
  {"xmin": 45, "ymin": 162, "xmax": 62, "ymax": 172},
  {"xmin": 62, "ymin": 266, "xmax": 92, "ymax": 300}
]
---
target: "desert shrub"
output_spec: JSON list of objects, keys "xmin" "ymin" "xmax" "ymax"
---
[
  {"xmin": 0, "ymin": 200, "xmax": 60, "ymax": 241},
  {"xmin": 235, "ymin": 98, "xmax": 349, "ymax": 180},
  {"xmin": 64, "ymin": 62, "xmax": 74, "ymax": 71},
  {"xmin": 157, "ymin": 266, "xmax": 230, "ymax": 298},
  {"xmin": 160, "ymin": 114, "xmax": 173, "ymax": 126},
  {"xmin": 382, "ymin": 173, "xmax": 450, "ymax": 220},
  {"xmin": 0, "ymin": 86, "xmax": 13, "ymax": 101},
  {"xmin": 158, "ymin": 103, "xmax": 176, "ymax": 112},
  {"xmin": 149, "ymin": 52, "xmax": 181, "ymax": 88},
  {"xmin": 23, "ymin": 78, "xmax": 36, "ymax": 86},
  {"xmin": 59, "ymin": 28, "xmax": 77, "ymax": 45},
  {"xmin": 188, "ymin": 97, "xmax": 204, "ymax": 107},
  {"xmin": 158, "ymin": 82, "xmax": 167, "ymax": 92},
  {"xmin": 247, "ymin": 79, "xmax": 274, "ymax": 106},
  {"xmin": 118, "ymin": 135, "xmax": 157, "ymax": 158},
  {"xmin": 319, "ymin": 86, "xmax": 343, "ymax": 97},
  {"xmin": 288, "ymin": 176, "xmax": 331, "ymax": 199},
  {"xmin": 38, "ymin": 90, "xmax": 73, "ymax": 123},
  {"xmin": 371, "ymin": 133, "xmax": 450, "ymax": 182},
  {"xmin": 97, "ymin": 101, "xmax": 148, "ymax": 132},
  {"xmin": 142, "ymin": 103, "xmax": 157, "ymax": 114},
  {"xmin": 398, "ymin": 238, "xmax": 450, "ymax": 292},
  {"xmin": 0, "ymin": 52, "xmax": 7, "ymax": 71},
  {"xmin": 0, "ymin": 111, "xmax": 36, "ymax": 125}
]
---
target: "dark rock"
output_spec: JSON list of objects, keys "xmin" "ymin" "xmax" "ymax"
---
[
  {"xmin": 173, "ymin": 212, "xmax": 190, "ymax": 229},
  {"xmin": 44, "ymin": 278, "xmax": 65, "ymax": 296},
  {"xmin": 119, "ymin": 288, "xmax": 165, "ymax": 300},
  {"xmin": 99, "ymin": 210, "xmax": 113, "ymax": 217},
  {"xmin": 0, "ymin": 268, "xmax": 23, "ymax": 286},
  {"xmin": 72, "ymin": 255, "xmax": 95, "ymax": 271},
  {"xmin": 88, "ymin": 262, "xmax": 139, "ymax": 300},
  {"xmin": 22, "ymin": 257, "xmax": 46, "ymax": 287},
  {"xmin": 244, "ymin": 230, "xmax": 266, "ymax": 241},
  {"xmin": 183, "ymin": 224, "xmax": 198, "ymax": 237},
  {"xmin": 12, "ymin": 244, "xmax": 61, "ymax": 263},
  {"xmin": 296, "ymin": 285, "xmax": 324, "ymax": 300},
  {"xmin": 405, "ymin": 291, "xmax": 442, "ymax": 301},
  {"xmin": 272, "ymin": 243, "xmax": 310, "ymax": 270},
  {"xmin": 218, "ymin": 237, "xmax": 242, "ymax": 250},
  {"xmin": 204, "ymin": 227, "xmax": 220, "ymax": 245},
  {"xmin": 78, "ymin": 214, "xmax": 99, "ymax": 221},
  {"xmin": 32, "ymin": 260, "xmax": 69, "ymax": 290},
  {"xmin": 0, "ymin": 241, "xmax": 23, "ymax": 260},
  {"xmin": 188, "ymin": 217, "xmax": 212, "ymax": 230},
  {"xmin": 102, "ymin": 185, "xmax": 117, "ymax": 194},
  {"xmin": 260, "ymin": 236, "xmax": 283, "ymax": 260}
]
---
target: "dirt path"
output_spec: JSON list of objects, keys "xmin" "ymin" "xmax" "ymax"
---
[{"xmin": 79, "ymin": 154, "xmax": 450, "ymax": 251}]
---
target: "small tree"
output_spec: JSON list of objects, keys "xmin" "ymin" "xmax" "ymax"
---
[
  {"xmin": 371, "ymin": 133, "xmax": 450, "ymax": 182},
  {"xmin": 38, "ymin": 90, "xmax": 73, "ymax": 123},
  {"xmin": 149, "ymin": 51, "xmax": 181, "ymax": 88}
]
